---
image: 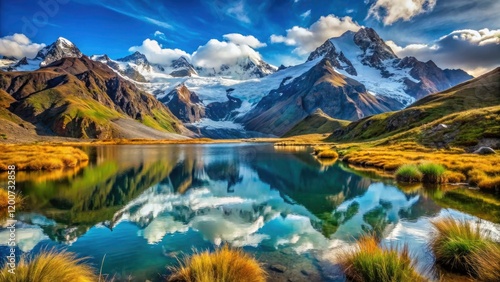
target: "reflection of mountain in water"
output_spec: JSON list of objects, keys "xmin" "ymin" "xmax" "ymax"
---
[{"xmin": 9, "ymin": 144, "xmax": 438, "ymax": 249}]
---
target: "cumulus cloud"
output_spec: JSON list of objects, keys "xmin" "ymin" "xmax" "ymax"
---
[
  {"xmin": 191, "ymin": 39, "xmax": 263, "ymax": 68},
  {"xmin": 0, "ymin": 33, "xmax": 45, "ymax": 59},
  {"xmin": 129, "ymin": 32, "xmax": 267, "ymax": 68},
  {"xmin": 270, "ymin": 14, "xmax": 361, "ymax": 55},
  {"xmin": 386, "ymin": 28, "xmax": 500, "ymax": 76},
  {"xmin": 223, "ymin": 33, "xmax": 267, "ymax": 48},
  {"xmin": 129, "ymin": 39, "xmax": 191, "ymax": 65},
  {"xmin": 368, "ymin": 0, "xmax": 437, "ymax": 25}
]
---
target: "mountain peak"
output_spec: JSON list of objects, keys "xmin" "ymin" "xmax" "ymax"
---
[
  {"xmin": 353, "ymin": 27, "xmax": 397, "ymax": 61},
  {"xmin": 118, "ymin": 51, "xmax": 149, "ymax": 63},
  {"xmin": 37, "ymin": 37, "xmax": 82, "ymax": 67},
  {"xmin": 55, "ymin": 37, "xmax": 74, "ymax": 46}
]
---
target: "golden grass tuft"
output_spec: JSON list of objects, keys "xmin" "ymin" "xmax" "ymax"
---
[
  {"xmin": 0, "ymin": 145, "xmax": 89, "ymax": 171},
  {"xmin": 442, "ymin": 171, "xmax": 466, "ymax": 183},
  {"xmin": 317, "ymin": 149, "xmax": 339, "ymax": 159},
  {"xmin": 430, "ymin": 218, "xmax": 500, "ymax": 280},
  {"xmin": 338, "ymin": 236, "xmax": 425, "ymax": 282},
  {"xmin": 0, "ymin": 189, "xmax": 8, "ymax": 223},
  {"xmin": 168, "ymin": 245, "xmax": 266, "ymax": 282},
  {"xmin": 339, "ymin": 142, "xmax": 500, "ymax": 191},
  {"xmin": 0, "ymin": 250, "xmax": 97, "ymax": 282}
]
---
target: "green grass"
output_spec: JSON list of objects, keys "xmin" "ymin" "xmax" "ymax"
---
[
  {"xmin": 338, "ymin": 236, "xmax": 425, "ymax": 282},
  {"xmin": 168, "ymin": 245, "xmax": 266, "ymax": 282},
  {"xmin": 430, "ymin": 218, "xmax": 500, "ymax": 280},
  {"xmin": 395, "ymin": 164, "xmax": 423, "ymax": 183},
  {"xmin": 417, "ymin": 163, "xmax": 446, "ymax": 183},
  {"xmin": 283, "ymin": 109, "xmax": 350, "ymax": 137},
  {"xmin": 0, "ymin": 250, "xmax": 97, "ymax": 282},
  {"xmin": 329, "ymin": 68, "xmax": 500, "ymax": 145}
]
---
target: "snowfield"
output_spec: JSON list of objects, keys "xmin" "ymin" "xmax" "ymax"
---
[{"xmin": 330, "ymin": 32, "xmax": 416, "ymax": 106}]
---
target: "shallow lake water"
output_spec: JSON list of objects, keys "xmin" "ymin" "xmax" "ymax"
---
[{"xmin": 0, "ymin": 143, "xmax": 499, "ymax": 281}]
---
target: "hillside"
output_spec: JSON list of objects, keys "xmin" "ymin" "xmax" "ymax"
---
[
  {"xmin": 328, "ymin": 67, "xmax": 500, "ymax": 148},
  {"xmin": 283, "ymin": 109, "xmax": 350, "ymax": 137},
  {"xmin": 240, "ymin": 58, "xmax": 403, "ymax": 136},
  {"xmin": 0, "ymin": 56, "xmax": 189, "ymax": 140}
]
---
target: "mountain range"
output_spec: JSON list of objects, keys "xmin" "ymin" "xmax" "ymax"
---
[{"xmin": 0, "ymin": 28, "xmax": 480, "ymax": 141}]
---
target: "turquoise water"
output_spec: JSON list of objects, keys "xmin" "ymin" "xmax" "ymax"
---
[{"xmin": 0, "ymin": 144, "xmax": 499, "ymax": 281}]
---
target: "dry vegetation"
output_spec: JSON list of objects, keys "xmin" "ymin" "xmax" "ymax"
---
[
  {"xmin": 0, "ymin": 189, "xmax": 8, "ymax": 224},
  {"xmin": 0, "ymin": 250, "xmax": 98, "ymax": 282},
  {"xmin": 0, "ymin": 145, "xmax": 89, "ymax": 171},
  {"xmin": 168, "ymin": 245, "xmax": 266, "ymax": 282},
  {"xmin": 336, "ymin": 142, "xmax": 500, "ymax": 190}
]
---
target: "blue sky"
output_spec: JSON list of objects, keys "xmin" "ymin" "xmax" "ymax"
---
[{"xmin": 0, "ymin": 0, "xmax": 499, "ymax": 75}]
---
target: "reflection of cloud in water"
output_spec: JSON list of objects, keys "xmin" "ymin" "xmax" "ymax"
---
[
  {"xmin": 0, "ymin": 223, "xmax": 48, "ymax": 252},
  {"xmin": 115, "ymin": 165, "xmax": 326, "ymax": 253},
  {"xmin": 139, "ymin": 215, "xmax": 189, "ymax": 244},
  {"xmin": 333, "ymin": 183, "xmax": 420, "ymax": 239}
]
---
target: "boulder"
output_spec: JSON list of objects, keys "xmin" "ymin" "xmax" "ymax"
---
[{"xmin": 473, "ymin": 147, "xmax": 496, "ymax": 155}]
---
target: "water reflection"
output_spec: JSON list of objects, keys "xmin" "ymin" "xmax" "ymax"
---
[{"xmin": 0, "ymin": 144, "xmax": 498, "ymax": 281}]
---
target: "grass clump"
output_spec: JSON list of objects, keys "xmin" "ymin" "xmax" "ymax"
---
[
  {"xmin": 0, "ymin": 145, "xmax": 89, "ymax": 171},
  {"xmin": 442, "ymin": 171, "xmax": 466, "ymax": 183},
  {"xmin": 168, "ymin": 245, "xmax": 266, "ymax": 282},
  {"xmin": 0, "ymin": 250, "xmax": 97, "ymax": 281},
  {"xmin": 395, "ymin": 164, "xmax": 423, "ymax": 183},
  {"xmin": 314, "ymin": 146, "xmax": 339, "ymax": 159},
  {"xmin": 418, "ymin": 163, "xmax": 446, "ymax": 183},
  {"xmin": 338, "ymin": 236, "xmax": 425, "ymax": 282},
  {"xmin": 430, "ymin": 218, "xmax": 500, "ymax": 279}
]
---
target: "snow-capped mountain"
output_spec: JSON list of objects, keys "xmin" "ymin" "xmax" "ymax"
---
[
  {"xmin": 196, "ymin": 56, "xmax": 277, "ymax": 80},
  {"xmin": 37, "ymin": 37, "xmax": 83, "ymax": 67},
  {"xmin": 307, "ymin": 28, "xmax": 472, "ymax": 104},
  {"xmin": 169, "ymin": 57, "xmax": 198, "ymax": 77},
  {"xmin": 1, "ymin": 37, "xmax": 82, "ymax": 71},
  {"xmin": 0, "ymin": 29, "xmax": 473, "ymax": 138}
]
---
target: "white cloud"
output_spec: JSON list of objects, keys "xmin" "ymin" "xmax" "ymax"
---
[
  {"xmin": 387, "ymin": 28, "xmax": 500, "ymax": 76},
  {"xmin": 368, "ymin": 0, "xmax": 437, "ymax": 25},
  {"xmin": 191, "ymin": 39, "xmax": 263, "ymax": 68},
  {"xmin": 128, "ymin": 39, "xmax": 191, "ymax": 65},
  {"xmin": 129, "ymin": 33, "xmax": 266, "ymax": 69},
  {"xmin": 270, "ymin": 14, "xmax": 361, "ymax": 55},
  {"xmin": 222, "ymin": 33, "xmax": 267, "ymax": 48},
  {"xmin": 226, "ymin": 1, "xmax": 251, "ymax": 24},
  {"xmin": 0, "ymin": 33, "xmax": 46, "ymax": 59},
  {"xmin": 153, "ymin": 30, "xmax": 168, "ymax": 41},
  {"xmin": 300, "ymin": 10, "xmax": 311, "ymax": 19}
]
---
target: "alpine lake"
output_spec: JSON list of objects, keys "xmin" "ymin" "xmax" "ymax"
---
[{"xmin": 1, "ymin": 143, "xmax": 499, "ymax": 281}]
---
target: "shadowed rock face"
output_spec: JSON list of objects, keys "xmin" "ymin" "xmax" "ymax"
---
[
  {"xmin": 161, "ymin": 84, "xmax": 206, "ymax": 123},
  {"xmin": 240, "ymin": 58, "xmax": 404, "ymax": 136},
  {"xmin": 205, "ymin": 94, "xmax": 242, "ymax": 121},
  {"xmin": 169, "ymin": 57, "xmax": 198, "ymax": 77}
]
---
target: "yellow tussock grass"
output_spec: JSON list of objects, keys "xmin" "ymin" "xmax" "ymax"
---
[
  {"xmin": 0, "ymin": 145, "xmax": 89, "ymax": 171},
  {"xmin": 168, "ymin": 245, "xmax": 266, "ymax": 282},
  {"xmin": 0, "ymin": 250, "xmax": 97, "ymax": 282}
]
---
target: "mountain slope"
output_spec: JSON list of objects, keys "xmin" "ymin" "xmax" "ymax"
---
[
  {"xmin": 328, "ymin": 67, "xmax": 500, "ymax": 148},
  {"xmin": 0, "ymin": 55, "xmax": 188, "ymax": 139},
  {"xmin": 283, "ymin": 109, "xmax": 350, "ymax": 137},
  {"xmin": 240, "ymin": 57, "xmax": 404, "ymax": 136},
  {"xmin": 307, "ymin": 28, "xmax": 472, "ymax": 104}
]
